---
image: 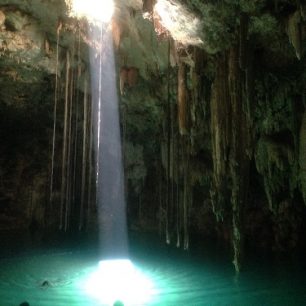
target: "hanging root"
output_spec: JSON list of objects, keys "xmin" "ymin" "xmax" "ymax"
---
[
  {"xmin": 178, "ymin": 60, "xmax": 188, "ymax": 135},
  {"xmin": 60, "ymin": 50, "xmax": 70, "ymax": 230}
]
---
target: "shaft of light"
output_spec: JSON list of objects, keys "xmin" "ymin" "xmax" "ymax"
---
[
  {"xmin": 85, "ymin": 3, "xmax": 156, "ymax": 305},
  {"xmin": 68, "ymin": 0, "xmax": 114, "ymax": 23}
]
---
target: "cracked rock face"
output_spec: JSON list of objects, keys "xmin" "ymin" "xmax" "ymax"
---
[
  {"xmin": 0, "ymin": 4, "xmax": 64, "ymax": 105},
  {"xmin": 0, "ymin": 0, "xmax": 170, "ymax": 99}
]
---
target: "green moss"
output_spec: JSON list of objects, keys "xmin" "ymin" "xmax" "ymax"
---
[
  {"xmin": 254, "ymin": 76, "xmax": 294, "ymax": 135},
  {"xmin": 125, "ymin": 142, "xmax": 146, "ymax": 193},
  {"xmin": 237, "ymin": 0, "xmax": 266, "ymax": 13},
  {"xmin": 250, "ymin": 14, "xmax": 279, "ymax": 38},
  {"xmin": 255, "ymin": 136, "xmax": 295, "ymax": 211}
]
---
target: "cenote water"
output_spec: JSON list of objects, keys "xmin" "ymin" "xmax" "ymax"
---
[{"xmin": 0, "ymin": 232, "xmax": 305, "ymax": 306}]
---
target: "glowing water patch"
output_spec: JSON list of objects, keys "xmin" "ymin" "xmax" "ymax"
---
[
  {"xmin": 67, "ymin": 0, "xmax": 114, "ymax": 23},
  {"xmin": 85, "ymin": 259, "xmax": 155, "ymax": 305}
]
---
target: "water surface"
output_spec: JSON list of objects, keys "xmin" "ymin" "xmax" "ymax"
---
[{"xmin": 0, "ymin": 232, "xmax": 305, "ymax": 305}]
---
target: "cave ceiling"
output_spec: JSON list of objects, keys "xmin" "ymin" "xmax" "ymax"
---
[
  {"xmin": 0, "ymin": 0, "xmax": 303, "ymax": 105},
  {"xmin": 0, "ymin": 0, "xmax": 168, "ymax": 101}
]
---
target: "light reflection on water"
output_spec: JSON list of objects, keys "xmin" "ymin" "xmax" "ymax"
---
[{"xmin": 0, "ymin": 234, "xmax": 305, "ymax": 306}]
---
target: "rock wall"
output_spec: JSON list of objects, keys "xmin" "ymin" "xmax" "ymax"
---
[{"xmin": 0, "ymin": 0, "xmax": 306, "ymax": 271}]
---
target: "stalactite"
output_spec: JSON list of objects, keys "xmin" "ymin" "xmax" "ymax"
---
[
  {"xmin": 112, "ymin": 19, "xmax": 121, "ymax": 49},
  {"xmin": 120, "ymin": 67, "xmax": 128, "ymax": 95},
  {"xmin": 228, "ymin": 46, "xmax": 251, "ymax": 272},
  {"xmin": 72, "ymin": 28, "xmax": 81, "ymax": 210},
  {"xmin": 299, "ymin": 110, "xmax": 306, "ymax": 204},
  {"xmin": 127, "ymin": 67, "xmax": 138, "ymax": 87},
  {"xmin": 190, "ymin": 48, "xmax": 199, "ymax": 150},
  {"xmin": 183, "ymin": 136, "xmax": 190, "ymax": 250},
  {"xmin": 178, "ymin": 59, "xmax": 188, "ymax": 135},
  {"xmin": 122, "ymin": 103, "xmax": 128, "ymax": 208},
  {"xmin": 170, "ymin": 86, "xmax": 175, "ymax": 243},
  {"xmin": 239, "ymin": 13, "xmax": 249, "ymax": 71},
  {"xmin": 245, "ymin": 42, "xmax": 254, "ymax": 126},
  {"xmin": 287, "ymin": 10, "xmax": 302, "ymax": 60},
  {"xmin": 176, "ymin": 130, "xmax": 181, "ymax": 248},
  {"xmin": 229, "ymin": 47, "xmax": 243, "ymax": 272},
  {"xmin": 95, "ymin": 24, "xmax": 103, "ymax": 192},
  {"xmin": 87, "ymin": 94, "xmax": 93, "ymax": 229},
  {"xmin": 119, "ymin": 67, "xmax": 138, "ymax": 95},
  {"xmin": 77, "ymin": 27, "xmax": 82, "ymax": 78},
  {"xmin": 50, "ymin": 21, "xmax": 62, "ymax": 207},
  {"xmin": 158, "ymin": 162, "xmax": 163, "ymax": 237},
  {"xmin": 210, "ymin": 54, "xmax": 231, "ymax": 221},
  {"xmin": 166, "ymin": 39, "xmax": 171, "ymax": 245},
  {"xmin": 209, "ymin": 45, "xmax": 251, "ymax": 271},
  {"xmin": 60, "ymin": 50, "xmax": 70, "ymax": 230},
  {"xmin": 65, "ymin": 52, "xmax": 76, "ymax": 231},
  {"xmin": 72, "ymin": 78, "xmax": 79, "ymax": 208},
  {"xmin": 65, "ymin": 63, "xmax": 75, "ymax": 232},
  {"xmin": 80, "ymin": 79, "xmax": 88, "ymax": 230},
  {"xmin": 175, "ymin": 56, "xmax": 191, "ymax": 250},
  {"xmin": 138, "ymin": 180, "xmax": 143, "ymax": 222}
]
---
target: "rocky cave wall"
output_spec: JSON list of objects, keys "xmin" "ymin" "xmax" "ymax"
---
[{"xmin": 0, "ymin": 0, "xmax": 306, "ymax": 270}]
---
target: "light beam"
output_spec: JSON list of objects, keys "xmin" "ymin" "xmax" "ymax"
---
[
  {"xmin": 75, "ymin": 1, "xmax": 156, "ymax": 304},
  {"xmin": 68, "ymin": 0, "xmax": 114, "ymax": 23}
]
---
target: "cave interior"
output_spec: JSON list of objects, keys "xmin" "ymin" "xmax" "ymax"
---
[{"xmin": 1, "ymin": 0, "xmax": 306, "ymax": 305}]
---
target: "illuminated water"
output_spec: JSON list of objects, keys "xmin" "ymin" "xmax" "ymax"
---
[{"xmin": 0, "ymin": 232, "xmax": 305, "ymax": 306}]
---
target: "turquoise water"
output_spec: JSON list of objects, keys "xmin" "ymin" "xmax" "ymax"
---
[{"xmin": 0, "ymin": 232, "xmax": 305, "ymax": 306}]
